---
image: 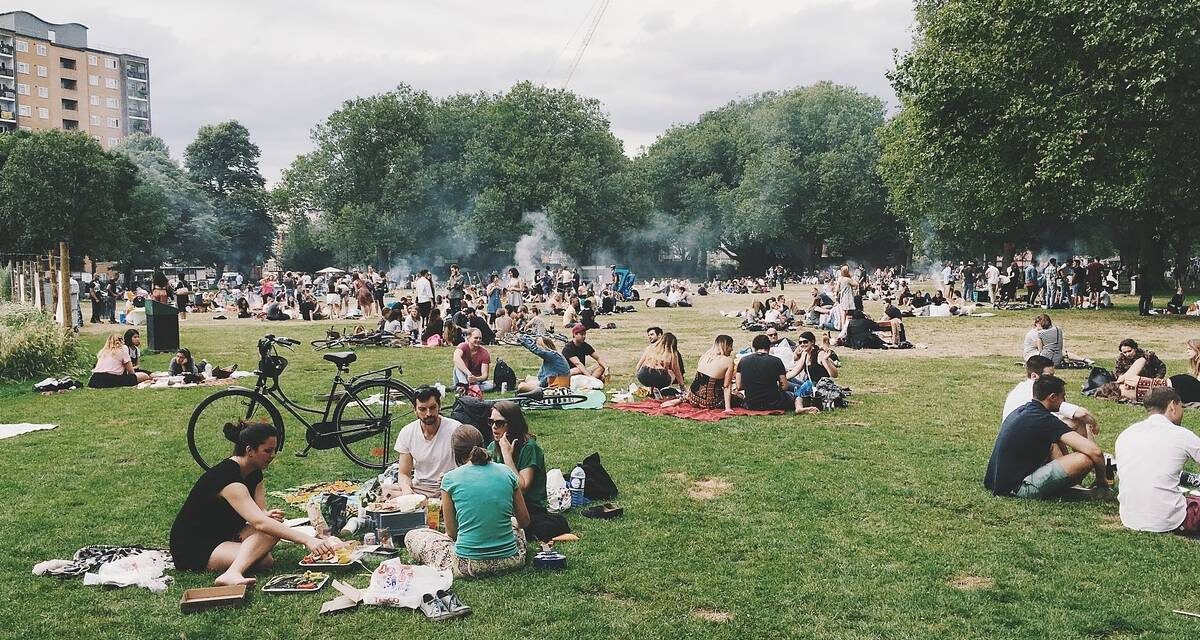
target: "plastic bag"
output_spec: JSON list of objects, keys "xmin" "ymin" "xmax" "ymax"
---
[
  {"xmin": 362, "ymin": 559, "xmax": 452, "ymax": 608},
  {"xmin": 546, "ymin": 468, "xmax": 571, "ymax": 513},
  {"xmin": 81, "ymin": 551, "xmax": 173, "ymax": 593}
]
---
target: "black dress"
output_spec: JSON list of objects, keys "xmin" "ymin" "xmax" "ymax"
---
[{"xmin": 169, "ymin": 459, "xmax": 262, "ymax": 571}]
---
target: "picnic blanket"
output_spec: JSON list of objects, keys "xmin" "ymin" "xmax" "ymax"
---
[
  {"xmin": 0, "ymin": 423, "xmax": 57, "ymax": 440},
  {"xmin": 270, "ymin": 480, "xmax": 363, "ymax": 508},
  {"xmin": 611, "ymin": 399, "xmax": 784, "ymax": 422}
]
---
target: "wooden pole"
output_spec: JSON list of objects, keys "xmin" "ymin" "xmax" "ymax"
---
[
  {"xmin": 60, "ymin": 242, "xmax": 71, "ymax": 328},
  {"xmin": 32, "ymin": 258, "xmax": 42, "ymax": 310}
]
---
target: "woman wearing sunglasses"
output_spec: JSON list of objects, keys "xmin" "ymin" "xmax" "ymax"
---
[{"xmin": 488, "ymin": 401, "xmax": 570, "ymax": 541}]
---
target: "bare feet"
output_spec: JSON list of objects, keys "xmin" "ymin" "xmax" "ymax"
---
[
  {"xmin": 214, "ymin": 571, "xmax": 256, "ymax": 586},
  {"xmin": 795, "ymin": 406, "xmax": 820, "ymax": 415}
]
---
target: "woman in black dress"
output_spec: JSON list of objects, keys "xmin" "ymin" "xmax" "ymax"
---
[{"xmin": 170, "ymin": 420, "xmax": 338, "ymax": 586}]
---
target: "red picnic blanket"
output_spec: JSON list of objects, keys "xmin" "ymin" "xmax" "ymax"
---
[{"xmin": 611, "ymin": 399, "xmax": 784, "ymax": 422}]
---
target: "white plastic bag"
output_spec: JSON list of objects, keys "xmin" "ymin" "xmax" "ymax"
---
[
  {"xmin": 361, "ymin": 559, "xmax": 452, "ymax": 608},
  {"xmin": 571, "ymin": 375, "xmax": 604, "ymax": 390},
  {"xmin": 81, "ymin": 551, "xmax": 174, "ymax": 593},
  {"xmin": 546, "ymin": 468, "xmax": 571, "ymax": 513}
]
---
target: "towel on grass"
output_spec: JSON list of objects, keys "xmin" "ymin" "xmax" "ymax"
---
[
  {"xmin": 0, "ymin": 423, "xmax": 57, "ymax": 440},
  {"xmin": 611, "ymin": 399, "xmax": 784, "ymax": 422}
]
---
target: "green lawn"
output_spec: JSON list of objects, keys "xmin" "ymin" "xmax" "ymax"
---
[{"xmin": 2, "ymin": 293, "xmax": 1199, "ymax": 639}]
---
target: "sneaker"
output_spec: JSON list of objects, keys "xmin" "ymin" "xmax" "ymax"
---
[
  {"xmin": 419, "ymin": 593, "xmax": 455, "ymax": 621},
  {"xmin": 438, "ymin": 589, "xmax": 472, "ymax": 617}
]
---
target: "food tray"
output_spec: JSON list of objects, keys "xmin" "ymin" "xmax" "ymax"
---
[
  {"xmin": 262, "ymin": 573, "xmax": 330, "ymax": 593},
  {"xmin": 298, "ymin": 555, "xmax": 362, "ymax": 569}
]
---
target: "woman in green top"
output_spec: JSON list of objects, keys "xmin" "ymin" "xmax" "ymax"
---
[
  {"xmin": 404, "ymin": 424, "xmax": 531, "ymax": 578},
  {"xmin": 488, "ymin": 401, "xmax": 571, "ymax": 541}
]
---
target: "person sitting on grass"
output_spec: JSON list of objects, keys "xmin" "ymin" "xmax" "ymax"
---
[
  {"xmin": 516, "ymin": 335, "xmax": 571, "ymax": 392},
  {"xmin": 786, "ymin": 331, "xmax": 839, "ymax": 396},
  {"xmin": 87, "ymin": 334, "xmax": 151, "ymax": 388},
  {"xmin": 984, "ymin": 375, "xmax": 1109, "ymax": 498},
  {"xmin": 1098, "ymin": 338, "xmax": 1200, "ymax": 405},
  {"xmin": 1115, "ymin": 338, "xmax": 1168, "ymax": 383},
  {"xmin": 123, "ymin": 328, "xmax": 149, "ymax": 374},
  {"xmin": 393, "ymin": 386, "xmax": 461, "ymax": 498},
  {"xmin": 662, "ymin": 334, "xmax": 736, "ymax": 412},
  {"xmin": 735, "ymin": 334, "xmax": 819, "ymax": 415},
  {"xmin": 421, "ymin": 308, "xmax": 445, "ymax": 346},
  {"xmin": 170, "ymin": 420, "xmax": 340, "ymax": 586},
  {"xmin": 634, "ymin": 329, "xmax": 684, "ymax": 392},
  {"xmin": 1003, "ymin": 356, "xmax": 1099, "ymax": 438},
  {"xmin": 1115, "ymin": 388, "xmax": 1200, "ymax": 535},
  {"xmin": 404, "ymin": 424, "xmax": 531, "ymax": 578},
  {"xmin": 1022, "ymin": 314, "xmax": 1064, "ymax": 365},
  {"xmin": 563, "ymin": 325, "xmax": 608, "ymax": 382},
  {"xmin": 169, "ymin": 347, "xmax": 206, "ymax": 377},
  {"xmin": 453, "ymin": 328, "xmax": 494, "ymax": 394},
  {"xmin": 488, "ymin": 401, "xmax": 569, "ymax": 541}
]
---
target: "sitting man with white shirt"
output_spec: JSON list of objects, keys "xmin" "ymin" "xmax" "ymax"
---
[
  {"xmin": 1003, "ymin": 355, "xmax": 1098, "ymax": 438},
  {"xmin": 393, "ymin": 386, "xmax": 462, "ymax": 498},
  {"xmin": 1115, "ymin": 388, "xmax": 1200, "ymax": 535}
]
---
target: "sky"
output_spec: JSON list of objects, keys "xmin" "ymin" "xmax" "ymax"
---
[{"xmin": 27, "ymin": 0, "xmax": 916, "ymax": 183}]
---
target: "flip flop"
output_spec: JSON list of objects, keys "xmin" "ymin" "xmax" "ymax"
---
[{"xmin": 582, "ymin": 503, "xmax": 624, "ymax": 519}]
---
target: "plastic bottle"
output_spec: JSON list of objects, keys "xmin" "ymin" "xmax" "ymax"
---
[{"xmin": 569, "ymin": 464, "xmax": 587, "ymax": 507}]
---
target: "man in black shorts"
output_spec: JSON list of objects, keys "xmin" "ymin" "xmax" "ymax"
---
[{"xmin": 736, "ymin": 334, "xmax": 818, "ymax": 415}]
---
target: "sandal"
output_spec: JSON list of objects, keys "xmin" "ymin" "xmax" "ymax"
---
[{"xmin": 582, "ymin": 503, "xmax": 624, "ymax": 519}]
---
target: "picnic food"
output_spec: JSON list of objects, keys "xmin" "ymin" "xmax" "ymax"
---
[{"xmin": 263, "ymin": 571, "xmax": 328, "ymax": 590}]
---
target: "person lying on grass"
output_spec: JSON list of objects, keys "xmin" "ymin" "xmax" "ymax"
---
[
  {"xmin": 1115, "ymin": 388, "xmax": 1200, "ymax": 535},
  {"xmin": 488, "ymin": 401, "xmax": 569, "ymax": 542},
  {"xmin": 661, "ymin": 334, "xmax": 736, "ymax": 412},
  {"xmin": 1003, "ymin": 355, "xmax": 1099, "ymax": 437},
  {"xmin": 984, "ymin": 375, "xmax": 1110, "ymax": 499},
  {"xmin": 735, "ymin": 334, "xmax": 819, "ymax": 415},
  {"xmin": 405, "ymin": 424, "xmax": 531, "ymax": 578},
  {"xmin": 87, "ymin": 333, "xmax": 151, "ymax": 389},
  {"xmin": 170, "ymin": 420, "xmax": 340, "ymax": 586}
]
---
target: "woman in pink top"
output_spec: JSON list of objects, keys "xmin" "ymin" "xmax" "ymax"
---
[{"xmin": 87, "ymin": 334, "xmax": 151, "ymax": 389}]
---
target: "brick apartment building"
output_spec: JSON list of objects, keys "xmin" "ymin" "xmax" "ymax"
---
[{"xmin": 0, "ymin": 10, "xmax": 150, "ymax": 148}]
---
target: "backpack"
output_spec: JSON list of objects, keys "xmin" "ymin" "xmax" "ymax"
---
[
  {"xmin": 449, "ymin": 395, "xmax": 494, "ymax": 445},
  {"xmin": 493, "ymin": 358, "xmax": 518, "ymax": 392},
  {"xmin": 812, "ymin": 378, "xmax": 852, "ymax": 411},
  {"xmin": 580, "ymin": 452, "xmax": 619, "ymax": 501},
  {"xmin": 1082, "ymin": 366, "xmax": 1116, "ymax": 396}
]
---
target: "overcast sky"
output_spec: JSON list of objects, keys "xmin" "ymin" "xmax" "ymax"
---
[{"xmin": 30, "ymin": 0, "xmax": 915, "ymax": 182}]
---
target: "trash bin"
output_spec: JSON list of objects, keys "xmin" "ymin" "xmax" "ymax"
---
[{"xmin": 145, "ymin": 300, "xmax": 180, "ymax": 352}]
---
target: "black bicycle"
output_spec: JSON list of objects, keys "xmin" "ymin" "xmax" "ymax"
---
[
  {"xmin": 311, "ymin": 326, "xmax": 412, "ymax": 350},
  {"xmin": 187, "ymin": 334, "xmax": 417, "ymax": 471}
]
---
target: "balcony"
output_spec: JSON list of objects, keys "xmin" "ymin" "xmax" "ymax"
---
[
  {"xmin": 125, "ymin": 66, "xmax": 148, "ymax": 81},
  {"xmin": 61, "ymin": 78, "xmax": 78, "ymax": 92},
  {"xmin": 63, "ymin": 119, "xmax": 78, "ymax": 130},
  {"xmin": 0, "ymin": 43, "xmax": 12, "ymax": 57},
  {"xmin": 62, "ymin": 98, "xmax": 78, "ymax": 112},
  {"xmin": 128, "ymin": 87, "xmax": 149, "ymax": 101},
  {"xmin": 60, "ymin": 57, "xmax": 77, "ymax": 70},
  {"xmin": 0, "ymin": 65, "xmax": 12, "ymax": 78},
  {"xmin": 0, "ymin": 87, "xmax": 14, "ymax": 101},
  {"xmin": 0, "ymin": 110, "xmax": 14, "ymax": 123}
]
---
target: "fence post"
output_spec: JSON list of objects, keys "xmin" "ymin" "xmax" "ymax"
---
[{"xmin": 60, "ymin": 243, "xmax": 71, "ymax": 328}]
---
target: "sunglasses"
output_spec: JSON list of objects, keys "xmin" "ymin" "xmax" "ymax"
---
[
  {"xmin": 487, "ymin": 419, "xmax": 508, "ymax": 427},
  {"xmin": 798, "ymin": 340, "xmax": 811, "ymax": 345}
]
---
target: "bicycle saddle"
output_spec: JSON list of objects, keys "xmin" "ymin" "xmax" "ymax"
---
[{"xmin": 322, "ymin": 352, "xmax": 357, "ymax": 367}]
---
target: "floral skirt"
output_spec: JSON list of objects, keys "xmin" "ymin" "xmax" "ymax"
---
[{"xmin": 404, "ymin": 526, "xmax": 527, "ymax": 578}]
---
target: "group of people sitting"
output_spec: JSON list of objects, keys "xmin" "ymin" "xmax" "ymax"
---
[
  {"xmin": 728, "ymin": 284, "xmax": 910, "ymax": 350},
  {"xmin": 454, "ymin": 324, "xmax": 610, "ymax": 396},
  {"xmin": 170, "ymin": 387, "xmax": 563, "ymax": 585},
  {"xmin": 87, "ymin": 329, "xmax": 228, "ymax": 389},
  {"xmin": 1092, "ymin": 338, "xmax": 1200, "ymax": 405},
  {"xmin": 988, "ymin": 353, "xmax": 1200, "ymax": 540}
]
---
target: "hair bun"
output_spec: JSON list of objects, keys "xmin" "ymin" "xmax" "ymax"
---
[{"xmin": 222, "ymin": 422, "xmax": 242, "ymax": 444}]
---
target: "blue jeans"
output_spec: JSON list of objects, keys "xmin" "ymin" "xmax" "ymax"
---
[{"xmin": 787, "ymin": 378, "xmax": 814, "ymax": 397}]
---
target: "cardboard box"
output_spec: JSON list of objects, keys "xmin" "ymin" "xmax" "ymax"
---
[
  {"xmin": 319, "ymin": 580, "xmax": 364, "ymax": 615},
  {"xmin": 179, "ymin": 584, "xmax": 248, "ymax": 613}
]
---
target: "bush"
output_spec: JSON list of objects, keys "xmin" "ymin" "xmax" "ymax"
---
[{"xmin": 0, "ymin": 303, "xmax": 90, "ymax": 381}]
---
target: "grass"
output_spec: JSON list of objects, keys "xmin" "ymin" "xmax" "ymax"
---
[{"xmin": 1, "ymin": 291, "xmax": 1199, "ymax": 639}]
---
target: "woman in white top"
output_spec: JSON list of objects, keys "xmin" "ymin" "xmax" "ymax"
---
[
  {"xmin": 836, "ymin": 266, "xmax": 857, "ymax": 311},
  {"xmin": 505, "ymin": 268, "xmax": 525, "ymax": 308}
]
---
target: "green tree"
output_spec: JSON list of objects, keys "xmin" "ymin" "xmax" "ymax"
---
[
  {"xmin": 184, "ymin": 121, "xmax": 274, "ymax": 274},
  {"xmin": 882, "ymin": 0, "xmax": 1200, "ymax": 277},
  {"xmin": 278, "ymin": 213, "xmax": 334, "ymax": 273}
]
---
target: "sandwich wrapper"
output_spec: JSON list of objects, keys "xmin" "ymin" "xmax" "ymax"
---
[{"xmin": 320, "ymin": 559, "xmax": 451, "ymax": 614}]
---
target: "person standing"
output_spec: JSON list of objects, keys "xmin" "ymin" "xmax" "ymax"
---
[
  {"xmin": 985, "ymin": 261, "xmax": 1001, "ymax": 305},
  {"xmin": 1024, "ymin": 260, "xmax": 1040, "ymax": 305},
  {"xmin": 1042, "ymin": 258, "xmax": 1059, "ymax": 309},
  {"xmin": 963, "ymin": 261, "xmax": 977, "ymax": 303},
  {"xmin": 415, "ymin": 269, "xmax": 435, "ymax": 327},
  {"xmin": 505, "ymin": 268, "xmax": 525, "ymax": 308},
  {"xmin": 446, "ymin": 264, "xmax": 465, "ymax": 316}
]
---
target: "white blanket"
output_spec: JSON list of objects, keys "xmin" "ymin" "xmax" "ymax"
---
[{"xmin": 0, "ymin": 423, "xmax": 57, "ymax": 440}]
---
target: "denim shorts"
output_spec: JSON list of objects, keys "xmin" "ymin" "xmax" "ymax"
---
[{"xmin": 1014, "ymin": 460, "xmax": 1072, "ymax": 499}]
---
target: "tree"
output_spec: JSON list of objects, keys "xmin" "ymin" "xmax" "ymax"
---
[
  {"xmin": 278, "ymin": 213, "xmax": 333, "ymax": 273},
  {"xmin": 882, "ymin": 0, "xmax": 1200, "ymax": 277},
  {"xmin": 184, "ymin": 121, "xmax": 274, "ymax": 273}
]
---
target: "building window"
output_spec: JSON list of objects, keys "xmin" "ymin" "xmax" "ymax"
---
[
  {"xmin": 36, "ymin": 86, "xmax": 48, "ymax": 98},
  {"xmin": 16, "ymin": 83, "xmax": 28, "ymax": 95},
  {"xmin": 89, "ymin": 74, "xmax": 99, "ymax": 86},
  {"xmin": 88, "ymin": 54, "xmax": 98, "ymax": 66},
  {"xmin": 105, "ymin": 97, "xmax": 118, "ymax": 108},
  {"xmin": 36, "ymin": 43, "xmax": 47, "ymax": 56},
  {"xmin": 60, "ymin": 78, "xmax": 77, "ymax": 91},
  {"xmin": 90, "ymin": 115, "xmax": 101, "ymax": 126},
  {"xmin": 16, "ymin": 61, "xmax": 28, "ymax": 74},
  {"xmin": 105, "ymin": 77, "xmax": 118, "ymax": 89},
  {"xmin": 60, "ymin": 57, "xmax": 76, "ymax": 70},
  {"xmin": 108, "ymin": 137, "xmax": 119, "ymax": 146},
  {"xmin": 15, "ymin": 40, "xmax": 28, "ymax": 53},
  {"xmin": 108, "ymin": 117, "xmax": 119, "ymax": 129},
  {"xmin": 89, "ymin": 95, "xmax": 99, "ymax": 106},
  {"xmin": 105, "ymin": 58, "xmax": 118, "ymax": 69},
  {"xmin": 37, "ymin": 107, "xmax": 49, "ymax": 119},
  {"xmin": 36, "ymin": 65, "xmax": 47, "ymax": 78},
  {"xmin": 18, "ymin": 105, "xmax": 30, "ymax": 116}
]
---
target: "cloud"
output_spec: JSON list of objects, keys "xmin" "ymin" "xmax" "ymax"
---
[{"xmin": 27, "ymin": 0, "xmax": 914, "ymax": 181}]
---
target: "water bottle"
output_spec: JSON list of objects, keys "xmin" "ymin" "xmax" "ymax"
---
[{"xmin": 569, "ymin": 464, "xmax": 587, "ymax": 507}]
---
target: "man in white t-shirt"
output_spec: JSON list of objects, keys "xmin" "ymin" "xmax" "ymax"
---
[
  {"xmin": 1002, "ymin": 355, "xmax": 1097, "ymax": 437},
  {"xmin": 985, "ymin": 263, "xmax": 1001, "ymax": 305},
  {"xmin": 393, "ymin": 387, "xmax": 460, "ymax": 498},
  {"xmin": 1115, "ymin": 388, "xmax": 1200, "ymax": 534}
]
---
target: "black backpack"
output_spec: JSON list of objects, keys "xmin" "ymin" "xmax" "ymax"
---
[
  {"xmin": 449, "ymin": 395, "xmax": 494, "ymax": 445},
  {"xmin": 581, "ymin": 452, "xmax": 619, "ymax": 500},
  {"xmin": 493, "ymin": 358, "xmax": 518, "ymax": 392},
  {"xmin": 1082, "ymin": 366, "xmax": 1116, "ymax": 396}
]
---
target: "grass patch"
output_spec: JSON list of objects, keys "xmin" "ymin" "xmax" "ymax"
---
[{"xmin": 1, "ymin": 292, "xmax": 1199, "ymax": 638}]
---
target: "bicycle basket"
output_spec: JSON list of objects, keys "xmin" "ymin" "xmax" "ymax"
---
[{"xmin": 259, "ymin": 354, "xmax": 288, "ymax": 378}]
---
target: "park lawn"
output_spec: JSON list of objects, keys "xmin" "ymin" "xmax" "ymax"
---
[{"xmin": 1, "ymin": 294, "xmax": 1199, "ymax": 639}]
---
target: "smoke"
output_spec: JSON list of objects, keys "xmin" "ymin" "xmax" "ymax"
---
[
  {"xmin": 513, "ymin": 211, "xmax": 563, "ymax": 276},
  {"xmin": 387, "ymin": 258, "xmax": 412, "ymax": 284}
]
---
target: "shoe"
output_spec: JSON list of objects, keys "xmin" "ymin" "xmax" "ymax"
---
[
  {"xmin": 582, "ymin": 503, "xmax": 624, "ymax": 519},
  {"xmin": 419, "ymin": 593, "xmax": 455, "ymax": 621},
  {"xmin": 437, "ymin": 589, "xmax": 471, "ymax": 617}
]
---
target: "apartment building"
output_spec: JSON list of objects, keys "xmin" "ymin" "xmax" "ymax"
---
[{"xmin": 0, "ymin": 10, "xmax": 150, "ymax": 148}]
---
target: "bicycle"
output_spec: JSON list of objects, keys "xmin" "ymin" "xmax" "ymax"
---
[
  {"xmin": 187, "ymin": 334, "xmax": 417, "ymax": 471},
  {"xmin": 458, "ymin": 386, "xmax": 594, "ymax": 410},
  {"xmin": 311, "ymin": 326, "xmax": 412, "ymax": 350},
  {"xmin": 495, "ymin": 330, "xmax": 571, "ymax": 346}
]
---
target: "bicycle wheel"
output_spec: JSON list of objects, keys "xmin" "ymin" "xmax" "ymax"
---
[
  {"xmin": 311, "ymin": 339, "xmax": 333, "ymax": 351},
  {"xmin": 334, "ymin": 378, "xmax": 416, "ymax": 470},
  {"xmin": 525, "ymin": 391, "xmax": 590, "ymax": 409},
  {"xmin": 188, "ymin": 388, "xmax": 285, "ymax": 470}
]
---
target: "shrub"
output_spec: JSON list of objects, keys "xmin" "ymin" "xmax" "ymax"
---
[{"xmin": 0, "ymin": 303, "xmax": 90, "ymax": 381}]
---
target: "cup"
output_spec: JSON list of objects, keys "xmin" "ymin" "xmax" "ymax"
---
[{"xmin": 377, "ymin": 526, "xmax": 392, "ymax": 548}]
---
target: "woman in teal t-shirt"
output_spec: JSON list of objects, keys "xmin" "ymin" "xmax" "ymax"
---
[
  {"xmin": 487, "ymin": 401, "xmax": 570, "ymax": 542},
  {"xmin": 404, "ymin": 424, "xmax": 531, "ymax": 578}
]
